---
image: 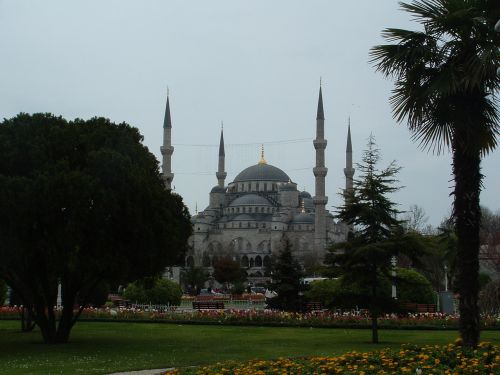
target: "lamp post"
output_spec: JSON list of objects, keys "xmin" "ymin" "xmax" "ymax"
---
[
  {"xmin": 391, "ymin": 256, "xmax": 397, "ymax": 299},
  {"xmin": 444, "ymin": 264, "xmax": 449, "ymax": 292}
]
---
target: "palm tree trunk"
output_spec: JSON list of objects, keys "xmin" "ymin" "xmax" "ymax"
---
[{"xmin": 453, "ymin": 138, "xmax": 481, "ymax": 348}]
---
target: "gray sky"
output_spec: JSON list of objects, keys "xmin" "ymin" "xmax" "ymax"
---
[{"xmin": 1, "ymin": 0, "xmax": 498, "ymax": 227}]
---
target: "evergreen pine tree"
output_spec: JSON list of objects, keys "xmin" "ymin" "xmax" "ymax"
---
[
  {"xmin": 326, "ymin": 135, "xmax": 425, "ymax": 343},
  {"xmin": 268, "ymin": 240, "xmax": 304, "ymax": 311}
]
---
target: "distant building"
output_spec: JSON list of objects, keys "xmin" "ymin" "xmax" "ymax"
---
[{"xmin": 161, "ymin": 86, "xmax": 354, "ymax": 281}]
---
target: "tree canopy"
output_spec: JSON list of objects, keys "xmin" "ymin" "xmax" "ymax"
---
[
  {"xmin": 0, "ymin": 113, "xmax": 192, "ymax": 343},
  {"xmin": 268, "ymin": 240, "xmax": 304, "ymax": 312},
  {"xmin": 326, "ymin": 136, "xmax": 426, "ymax": 343}
]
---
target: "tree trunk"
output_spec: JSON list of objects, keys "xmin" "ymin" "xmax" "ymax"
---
[
  {"xmin": 371, "ymin": 314, "xmax": 379, "ymax": 344},
  {"xmin": 453, "ymin": 140, "xmax": 481, "ymax": 348},
  {"xmin": 20, "ymin": 306, "xmax": 36, "ymax": 332}
]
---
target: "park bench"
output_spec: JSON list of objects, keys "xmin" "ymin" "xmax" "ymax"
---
[
  {"xmin": 401, "ymin": 303, "xmax": 437, "ymax": 313},
  {"xmin": 192, "ymin": 301, "xmax": 225, "ymax": 310},
  {"xmin": 306, "ymin": 302, "xmax": 324, "ymax": 312}
]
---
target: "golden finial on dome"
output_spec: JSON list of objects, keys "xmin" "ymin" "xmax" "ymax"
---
[{"xmin": 258, "ymin": 144, "xmax": 267, "ymax": 164}]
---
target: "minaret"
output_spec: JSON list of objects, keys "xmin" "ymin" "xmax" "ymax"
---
[
  {"xmin": 216, "ymin": 124, "xmax": 227, "ymax": 187},
  {"xmin": 160, "ymin": 91, "xmax": 174, "ymax": 190},
  {"xmin": 344, "ymin": 118, "xmax": 355, "ymax": 198},
  {"xmin": 313, "ymin": 83, "xmax": 328, "ymax": 259}
]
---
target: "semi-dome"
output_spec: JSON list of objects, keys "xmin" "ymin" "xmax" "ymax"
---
[
  {"xmin": 210, "ymin": 185, "xmax": 226, "ymax": 194},
  {"xmin": 229, "ymin": 194, "xmax": 272, "ymax": 206},
  {"xmin": 233, "ymin": 163, "xmax": 290, "ymax": 183},
  {"xmin": 291, "ymin": 212, "xmax": 315, "ymax": 224}
]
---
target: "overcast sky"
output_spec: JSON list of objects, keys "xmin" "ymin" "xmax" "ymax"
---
[{"xmin": 1, "ymin": 0, "xmax": 498, "ymax": 227}]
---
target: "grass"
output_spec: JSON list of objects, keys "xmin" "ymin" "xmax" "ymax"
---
[{"xmin": 0, "ymin": 320, "xmax": 499, "ymax": 374}]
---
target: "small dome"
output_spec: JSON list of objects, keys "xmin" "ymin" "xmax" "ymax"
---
[
  {"xmin": 291, "ymin": 212, "xmax": 315, "ymax": 224},
  {"xmin": 230, "ymin": 194, "xmax": 272, "ymax": 206},
  {"xmin": 233, "ymin": 163, "xmax": 290, "ymax": 183},
  {"xmin": 299, "ymin": 190, "xmax": 311, "ymax": 198},
  {"xmin": 210, "ymin": 185, "xmax": 226, "ymax": 194}
]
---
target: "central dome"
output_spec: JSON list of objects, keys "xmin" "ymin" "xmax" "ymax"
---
[{"xmin": 233, "ymin": 163, "xmax": 290, "ymax": 183}]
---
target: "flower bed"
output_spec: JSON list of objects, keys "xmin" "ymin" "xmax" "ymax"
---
[
  {"xmin": 1, "ymin": 306, "xmax": 499, "ymax": 330},
  {"xmin": 165, "ymin": 341, "xmax": 499, "ymax": 374}
]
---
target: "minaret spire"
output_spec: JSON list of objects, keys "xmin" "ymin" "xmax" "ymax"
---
[
  {"xmin": 313, "ymin": 82, "xmax": 328, "ymax": 261},
  {"xmin": 344, "ymin": 118, "xmax": 355, "ymax": 198},
  {"xmin": 216, "ymin": 123, "xmax": 227, "ymax": 187},
  {"xmin": 161, "ymin": 90, "xmax": 174, "ymax": 190},
  {"xmin": 258, "ymin": 144, "xmax": 267, "ymax": 165}
]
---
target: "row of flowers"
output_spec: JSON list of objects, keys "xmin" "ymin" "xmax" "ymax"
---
[
  {"xmin": 2, "ymin": 306, "xmax": 499, "ymax": 329},
  {"xmin": 165, "ymin": 341, "xmax": 499, "ymax": 374}
]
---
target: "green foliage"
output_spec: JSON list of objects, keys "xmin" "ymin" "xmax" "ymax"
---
[
  {"xmin": 123, "ymin": 282, "xmax": 147, "ymax": 303},
  {"xmin": 326, "ymin": 137, "xmax": 427, "ymax": 342},
  {"xmin": 232, "ymin": 282, "xmax": 246, "ymax": 295},
  {"xmin": 124, "ymin": 278, "xmax": 182, "ymax": 305},
  {"xmin": 181, "ymin": 266, "xmax": 209, "ymax": 295},
  {"xmin": 268, "ymin": 240, "xmax": 304, "ymax": 311},
  {"xmin": 304, "ymin": 279, "xmax": 339, "ymax": 308},
  {"xmin": 0, "ymin": 279, "xmax": 7, "ymax": 305},
  {"xmin": 305, "ymin": 269, "xmax": 434, "ymax": 308},
  {"xmin": 478, "ymin": 273, "xmax": 492, "ymax": 291},
  {"xmin": 78, "ymin": 281, "xmax": 110, "ymax": 307},
  {"xmin": 213, "ymin": 256, "xmax": 246, "ymax": 286},
  {"xmin": 396, "ymin": 268, "xmax": 435, "ymax": 305},
  {"xmin": 0, "ymin": 113, "xmax": 192, "ymax": 343}
]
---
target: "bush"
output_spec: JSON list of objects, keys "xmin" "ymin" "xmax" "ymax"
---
[
  {"xmin": 304, "ymin": 279, "xmax": 339, "ymax": 308},
  {"xmin": 124, "ymin": 278, "xmax": 182, "ymax": 305},
  {"xmin": 0, "ymin": 279, "xmax": 6, "ymax": 305},
  {"xmin": 396, "ymin": 268, "xmax": 435, "ymax": 304},
  {"xmin": 305, "ymin": 269, "xmax": 434, "ymax": 309}
]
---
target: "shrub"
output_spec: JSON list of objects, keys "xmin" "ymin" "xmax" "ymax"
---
[
  {"xmin": 396, "ymin": 268, "xmax": 435, "ymax": 304},
  {"xmin": 124, "ymin": 278, "xmax": 182, "ymax": 305},
  {"xmin": 0, "ymin": 279, "xmax": 6, "ymax": 305}
]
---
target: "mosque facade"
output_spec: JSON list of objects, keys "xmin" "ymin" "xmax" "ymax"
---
[{"xmin": 161, "ymin": 87, "xmax": 354, "ymax": 279}]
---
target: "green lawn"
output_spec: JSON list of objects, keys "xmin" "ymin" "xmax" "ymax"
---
[{"xmin": 0, "ymin": 320, "xmax": 498, "ymax": 374}]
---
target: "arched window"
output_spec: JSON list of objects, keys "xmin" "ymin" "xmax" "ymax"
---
[
  {"xmin": 250, "ymin": 258, "xmax": 255, "ymax": 268},
  {"xmin": 202, "ymin": 253, "xmax": 211, "ymax": 267},
  {"xmin": 241, "ymin": 255, "xmax": 249, "ymax": 268},
  {"xmin": 239, "ymin": 222, "xmax": 242, "ymax": 228},
  {"xmin": 261, "ymin": 207, "xmax": 265, "ymax": 213},
  {"xmin": 262, "ymin": 223, "xmax": 266, "ymax": 228},
  {"xmin": 186, "ymin": 256, "xmax": 194, "ymax": 267},
  {"xmin": 242, "ymin": 207, "xmax": 246, "ymax": 213},
  {"xmin": 263, "ymin": 255, "xmax": 271, "ymax": 268},
  {"xmin": 255, "ymin": 255, "xmax": 262, "ymax": 267}
]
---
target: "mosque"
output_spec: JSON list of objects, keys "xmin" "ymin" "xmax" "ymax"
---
[{"xmin": 160, "ymin": 86, "xmax": 354, "ymax": 280}]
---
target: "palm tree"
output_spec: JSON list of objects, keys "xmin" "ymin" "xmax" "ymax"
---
[{"xmin": 370, "ymin": 0, "xmax": 499, "ymax": 348}]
